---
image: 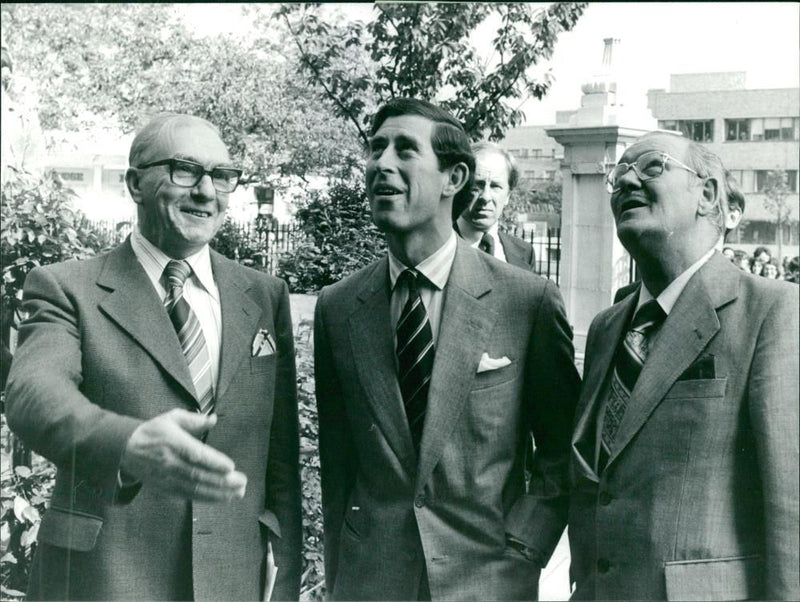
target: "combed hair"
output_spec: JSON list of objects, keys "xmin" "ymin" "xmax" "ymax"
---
[
  {"xmin": 369, "ymin": 99, "xmax": 475, "ymax": 219},
  {"xmin": 471, "ymin": 141, "xmax": 519, "ymax": 191},
  {"xmin": 129, "ymin": 113, "xmax": 221, "ymax": 167}
]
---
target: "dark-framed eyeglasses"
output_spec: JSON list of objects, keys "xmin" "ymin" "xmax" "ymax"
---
[
  {"xmin": 606, "ymin": 151, "xmax": 702, "ymax": 194},
  {"xmin": 136, "ymin": 158, "xmax": 242, "ymax": 193}
]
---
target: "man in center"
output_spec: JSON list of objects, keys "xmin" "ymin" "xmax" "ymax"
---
[
  {"xmin": 314, "ymin": 98, "xmax": 580, "ymax": 601},
  {"xmin": 455, "ymin": 141, "xmax": 537, "ymax": 270}
]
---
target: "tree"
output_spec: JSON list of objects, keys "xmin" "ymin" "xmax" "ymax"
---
[
  {"xmin": 277, "ymin": 3, "xmax": 587, "ymax": 143},
  {"xmin": 1, "ymin": 4, "xmax": 362, "ymax": 184},
  {"xmin": 762, "ymin": 169, "xmax": 796, "ymax": 266},
  {"xmin": 500, "ymin": 181, "xmax": 562, "ymax": 230}
]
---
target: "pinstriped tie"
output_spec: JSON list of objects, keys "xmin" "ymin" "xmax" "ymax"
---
[
  {"xmin": 396, "ymin": 270, "xmax": 435, "ymax": 453},
  {"xmin": 164, "ymin": 260, "xmax": 214, "ymax": 415},
  {"xmin": 600, "ymin": 300, "xmax": 666, "ymax": 470}
]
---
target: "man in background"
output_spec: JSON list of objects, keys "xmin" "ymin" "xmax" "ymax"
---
[{"xmin": 455, "ymin": 141, "xmax": 537, "ymax": 270}]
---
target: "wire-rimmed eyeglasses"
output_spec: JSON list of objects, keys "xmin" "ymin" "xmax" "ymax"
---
[
  {"xmin": 136, "ymin": 158, "xmax": 242, "ymax": 193},
  {"xmin": 606, "ymin": 151, "xmax": 702, "ymax": 194}
]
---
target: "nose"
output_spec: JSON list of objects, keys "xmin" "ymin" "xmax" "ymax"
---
[
  {"xmin": 192, "ymin": 173, "xmax": 217, "ymax": 200},
  {"xmin": 615, "ymin": 163, "xmax": 643, "ymax": 192}
]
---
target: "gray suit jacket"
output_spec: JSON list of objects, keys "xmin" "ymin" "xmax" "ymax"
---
[
  {"xmin": 314, "ymin": 238, "xmax": 580, "ymax": 600},
  {"xmin": 569, "ymin": 253, "xmax": 799, "ymax": 600},
  {"xmin": 6, "ymin": 240, "xmax": 302, "ymax": 601},
  {"xmin": 499, "ymin": 230, "xmax": 536, "ymax": 271}
]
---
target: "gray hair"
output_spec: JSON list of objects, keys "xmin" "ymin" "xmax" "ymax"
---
[
  {"xmin": 471, "ymin": 141, "xmax": 519, "ymax": 191},
  {"xmin": 129, "ymin": 113, "xmax": 222, "ymax": 167}
]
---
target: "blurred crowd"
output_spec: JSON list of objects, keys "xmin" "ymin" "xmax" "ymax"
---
[{"xmin": 723, "ymin": 245, "xmax": 800, "ymax": 283}]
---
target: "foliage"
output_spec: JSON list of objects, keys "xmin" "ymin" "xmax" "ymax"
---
[
  {"xmin": 1, "ymin": 413, "xmax": 56, "ymax": 600},
  {"xmin": 294, "ymin": 317, "xmax": 325, "ymax": 601},
  {"xmin": 277, "ymin": 3, "xmax": 587, "ymax": 143},
  {"xmin": 1, "ymin": 4, "xmax": 362, "ymax": 183},
  {"xmin": 501, "ymin": 181, "xmax": 562, "ymax": 229},
  {"xmin": 209, "ymin": 217, "xmax": 266, "ymax": 269},
  {"xmin": 762, "ymin": 169, "xmax": 795, "ymax": 261},
  {"xmin": 1, "ymin": 170, "xmax": 108, "ymax": 337},
  {"xmin": 277, "ymin": 177, "xmax": 385, "ymax": 293}
]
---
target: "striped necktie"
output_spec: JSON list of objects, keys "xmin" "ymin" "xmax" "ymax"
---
[
  {"xmin": 396, "ymin": 269, "xmax": 435, "ymax": 453},
  {"xmin": 479, "ymin": 232, "xmax": 495, "ymax": 255},
  {"xmin": 164, "ymin": 260, "xmax": 214, "ymax": 415},
  {"xmin": 599, "ymin": 300, "xmax": 666, "ymax": 470}
]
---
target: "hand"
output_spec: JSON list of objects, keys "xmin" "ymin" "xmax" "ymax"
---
[{"xmin": 120, "ymin": 409, "xmax": 247, "ymax": 502}]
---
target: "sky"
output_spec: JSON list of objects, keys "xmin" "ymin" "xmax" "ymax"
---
[{"xmin": 182, "ymin": 2, "xmax": 800, "ymax": 125}]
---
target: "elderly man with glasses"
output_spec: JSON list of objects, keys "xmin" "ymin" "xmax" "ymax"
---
[
  {"xmin": 568, "ymin": 132, "xmax": 799, "ymax": 600},
  {"xmin": 6, "ymin": 113, "xmax": 302, "ymax": 601}
]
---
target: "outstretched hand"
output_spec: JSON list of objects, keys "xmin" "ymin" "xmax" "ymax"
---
[{"xmin": 120, "ymin": 409, "xmax": 247, "ymax": 502}]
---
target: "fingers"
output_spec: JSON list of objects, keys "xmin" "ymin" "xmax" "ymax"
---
[
  {"xmin": 168, "ymin": 408, "xmax": 218, "ymax": 438},
  {"xmin": 162, "ymin": 468, "xmax": 248, "ymax": 503},
  {"xmin": 175, "ymin": 427, "xmax": 236, "ymax": 474}
]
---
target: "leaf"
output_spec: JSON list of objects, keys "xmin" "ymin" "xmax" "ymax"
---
[
  {"xmin": 0, "ymin": 551, "xmax": 17, "ymax": 564},
  {"xmin": 14, "ymin": 466, "xmax": 32, "ymax": 479},
  {"xmin": 13, "ymin": 496, "xmax": 30, "ymax": 522},
  {"xmin": 20, "ymin": 523, "xmax": 40, "ymax": 547},
  {"xmin": 1, "ymin": 522, "xmax": 10, "ymax": 546},
  {"xmin": 22, "ymin": 504, "xmax": 41, "ymax": 524}
]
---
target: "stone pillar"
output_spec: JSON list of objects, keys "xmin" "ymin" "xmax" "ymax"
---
[{"xmin": 545, "ymin": 38, "xmax": 656, "ymax": 357}]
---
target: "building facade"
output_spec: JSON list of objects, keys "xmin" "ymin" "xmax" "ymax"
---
[{"xmin": 647, "ymin": 72, "xmax": 799, "ymax": 260}]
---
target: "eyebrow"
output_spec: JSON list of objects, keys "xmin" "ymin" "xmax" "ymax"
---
[{"xmin": 173, "ymin": 153, "xmax": 235, "ymax": 169}]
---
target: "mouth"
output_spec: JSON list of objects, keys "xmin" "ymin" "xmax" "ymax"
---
[
  {"xmin": 181, "ymin": 208, "xmax": 214, "ymax": 219},
  {"xmin": 616, "ymin": 195, "xmax": 649, "ymax": 216},
  {"xmin": 372, "ymin": 183, "xmax": 403, "ymax": 197}
]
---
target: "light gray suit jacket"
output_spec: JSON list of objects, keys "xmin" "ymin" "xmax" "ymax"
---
[
  {"xmin": 314, "ymin": 238, "xmax": 580, "ymax": 601},
  {"xmin": 569, "ymin": 252, "xmax": 799, "ymax": 600},
  {"xmin": 6, "ymin": 240, "xmax": 302, "ymax": 601}
]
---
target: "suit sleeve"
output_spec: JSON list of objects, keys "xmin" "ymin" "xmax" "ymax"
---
[
  {"xmin": 313, "ymin": 288, "xmax": 358, "ymax": 594},
  {"xmin": 505, "ymin": 278, "xmax": 580, "ymax": 566},
  {"xmin": 5, "ymin": 266, "xmax": 142, "ymax": 504},
  {"xmin": 747, "ymin": 286, "xmax": 799, "ymax": 599},
  {"xmin": 265, "ymin": 280, "xmax": 303, "ymax": 601}
]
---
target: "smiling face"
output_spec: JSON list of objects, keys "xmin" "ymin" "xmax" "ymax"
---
[
  {"xmin": 129, "ymin": 122, "xmax": 232, "ymax": 258},
  {"xmin": 464, "ymin": 149, "xmax": 511, "ymax": 231},
  {"xmin": 610, "ymin": 134, "xmax": 709, "ymax": 257},
  {"xmin": 366, "ymin": 114, "xmax": 454, "ymax": 237}
]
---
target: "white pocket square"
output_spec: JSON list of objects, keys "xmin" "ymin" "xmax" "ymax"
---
[
  {"xmin": 477, "ymin": 353, "xmax": 511, "ymax": 373},
  {"xmin": 251, "ymin": 328, "xmax": 276, "ymax": 357}
]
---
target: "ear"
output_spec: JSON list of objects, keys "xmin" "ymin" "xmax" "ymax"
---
[
  {"xmin": 696, "ymin": 177, "xmax": 720, "ymax": 218},
  {"xmin": 443, "ymin": 162, "xmax": 469, "ymax": 198},
  {"xmin": 125, "ymin": 168, "xmax": 144, "ymax": 205},
  {"xmin": 724, "ymin": 203, "xmax": 743, "ymax": 231}
]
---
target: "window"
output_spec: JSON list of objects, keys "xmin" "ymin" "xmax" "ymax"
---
[
  {"xmin": 727, "ymin": 118, "xmax": 799, "ymax": 141},
  {"xmin": 754, "ymin": 170, "xmax": 798, "ymax": 193},
  {"xmin": 725, "ymin": 119, "xmax": 750, "ymax": 141},
  {"xmin": 546, "ymin": 170, "xmax": 556, "ymax": 181},
  {"xmin": 530, "ymin": 149, "xmax": 543, "ymax": 159},
  {"xmin": 59, "ymin": 171, "xmax": 84, "ymax": 182},
  {"xmin": 659, "ymin": 119, "xmax": 713, "ymax": 142}
]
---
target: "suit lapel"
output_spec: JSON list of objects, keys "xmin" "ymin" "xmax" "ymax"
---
[
  {"xmin": 608, "ymin": 253, "xmax": 738, "ymax": 467},
  {"xmin": 571, "ymin": 294, "xmax": 636, "ymax": 482},
  {"xmin": 348, "ymin": 259, "xmax": 417, "ymax": 471},
  {"xmin": 498, "ymin": 231, "xmax": 528, "ymax": 269},
  {"xmin": 416, "ymin": 241, "xmax": 494, "ymax": 488},
  {"xmin": 97, "ymin": 240, "xmax": 196, "ymax": 400},
  {"xmin": 211, "ymin": 251, "xmax": 262, "ymax": 404}
]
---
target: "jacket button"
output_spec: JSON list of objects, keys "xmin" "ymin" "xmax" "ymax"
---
[
  {"xmin": 597, "ymin": 558, "xmax": 611, "ymax": 573},
  {"xmin": 414, "ymin": 494, "xmax": 426, "ymax": 508},
  {"xmin": 598, "ymin": 492, "xmax": 612, "ymax": 506}
]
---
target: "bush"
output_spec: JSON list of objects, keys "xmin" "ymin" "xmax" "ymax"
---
[{"xmin": 277, "ymin": 177, "xmax": 385, "ymax": 293}]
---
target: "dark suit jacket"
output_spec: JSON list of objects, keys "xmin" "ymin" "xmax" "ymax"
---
[
  {"xmin": 498, "ymin": 230, "xmax": 536, "ymax": 271},
  {"xmin": 569, "ymin": 253, "xmax": 799, "ymax": 600},
  {"xmin": 612, "ymin": 281, "xmax": 639, "ymax": 304},
  {"xmin": 6, "ymin": 239, "xmax": 302, "ymax": 601},
  {"xmin": 314, "ymin": 238, "xmax": 580, "ymax": 600}
]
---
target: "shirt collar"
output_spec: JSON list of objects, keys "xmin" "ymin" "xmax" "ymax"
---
[
  {"xmin": 131, "ymin": 227, "xmax": 218, "ymax": 300},
  {"xmin": 637, "ymin": 247, "xmax": 715, "ymax": 315},
  {"xmin": 388, "ymin": 231, "xmax": 458, "ymax": 291}
]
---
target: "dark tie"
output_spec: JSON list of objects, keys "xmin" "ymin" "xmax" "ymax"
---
[
  {"xmin": 164, "ymin": 260, "xmax": 214, "ymax": 415},
  {"xmin": 599, "ymin": 300, "xmax": 666, "ymax": 470},
  {"xmin": 396, "ymin": 269, "xmax": 435, "ymax": 453},
  {"xmin": 478, "ymin": 232, "xmax": 495, "ymax": 255}
]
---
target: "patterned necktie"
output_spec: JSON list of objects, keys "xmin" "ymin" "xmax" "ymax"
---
[
  {"xmin": 479, "ymin": 232, "xmax": 495, "ymax": 256},
  {"xmin": 164, "ymin": 260, "xmax": 214, "ymax": 414},
  {"xmin": 599, "ymin": 300, "xmax": 666, "ymax": 470},
  {"xmin": 396, "ymin": 269, "xmax": 435, "ymax": 453}
]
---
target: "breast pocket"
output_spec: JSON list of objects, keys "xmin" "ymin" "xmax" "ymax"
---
[
  {"xmin": 250, "ymin": 353, "xmax": 277, "ymax": 376},
  {"xmin": 664, "ymin": 377, "xmax": 727, "ymax": 400}
]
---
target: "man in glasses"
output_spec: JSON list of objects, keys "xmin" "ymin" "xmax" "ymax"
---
[
  {"xmin": 6, "ymin": 113, "xmax": 302, "ymax": 600},
  {"xmin": 568, "ymin": 132, "xmax": 799, "ymax": 600}
]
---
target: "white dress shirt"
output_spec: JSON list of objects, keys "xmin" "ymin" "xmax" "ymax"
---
[
  {"xmin": 130, "ymin": 228, "xmax": 222, "ymax": 388},
  {"xmin": 388, "ymin": 231, "xmax": 458, "ymax": 347},
  {"xmin": 636, "ymin": 247, "xmax": 717, "ymax": 318},
  {"xmin": 455, "ymin": 217, "xmax": 508, "ymax": 263}
]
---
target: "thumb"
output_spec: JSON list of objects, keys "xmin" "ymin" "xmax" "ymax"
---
[{"xmin": 169, "ymin": 409, "xmax": 217, "ymax": 436}]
